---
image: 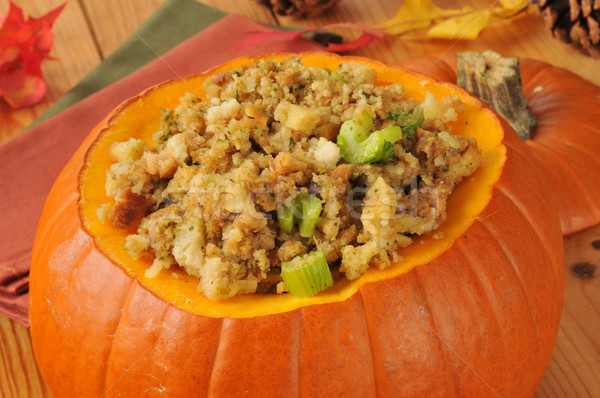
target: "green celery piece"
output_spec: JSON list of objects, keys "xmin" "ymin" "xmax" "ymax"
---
[
  {"xmin": 281, "ymin": 248, "xmax": 333, "ymax": 297},
  {"xmin": 277, "ymin": 193, "xmax": 322, "ymax": 236},
  {"xmin": 336, "ymin": 110, "xmax": 373, "ymax": 163},
  {"xmin": 297, "ymin": 194, "xmax": 323, "ymax": 237},
  {"xmin": 354, "ymin": 130, "xmax": 391, "ymax": 163},
  {"xmin": 378, "ymin": 125, "xmax": 402, "ymax": 142},
  {"xmin": 337, "ymin": 111, "xmax": 402, "ymax": 164},
  {"xmin": 277, "ymin": 203, "xmax": 296, "ymax": 233}
]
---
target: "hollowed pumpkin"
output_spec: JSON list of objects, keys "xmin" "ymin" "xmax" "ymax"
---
[
  {"xmin": 395, "ymin": 54, "xmax": 600, "ymax": 235},
  {"xmin": 30, "ymin": 53, "xmax": 564, "ymax": 397}
]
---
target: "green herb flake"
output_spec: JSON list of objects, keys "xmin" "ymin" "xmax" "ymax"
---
[
  {"xmin": 386, "ymin": 111, "xmax": 400, "ymax": 121},
  {"xmin": 160, "ymin": 108, "xmax": 177, "ymax": 128}
]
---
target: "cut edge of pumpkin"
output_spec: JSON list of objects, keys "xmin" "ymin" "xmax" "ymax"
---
[{"xmin": 78, "ymin": 53, "xmax": 506, "ymax": 318}]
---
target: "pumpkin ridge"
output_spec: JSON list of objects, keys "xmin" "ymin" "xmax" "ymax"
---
[
  {"xmin": 477, "ymin": 218, "xmax": 542, "ymax": 344},
  {"xmin": 528, "ymin": 140, "xmax": 600, "ymax": 222},
  {"xmin": 538, "ymin": 135, "xmax": 598, "ymax": 162},
  {"xmin": 541, "ymin": 135, "xmax": 600, "ymax": 171},
  {"xmin": 104, "ymin": 282, "xmax": 174, "ymax": 396},
  {"xmin": 529, "ymin": 140, "xmax": 599, "ymax": 220},
  {"xmin": 36, "ymin": 231, "xmax": 95, "ymax": 346},
  {"xmin": 412, "ymin": 266, "xmax": 460, "ymax": 398},
  {"xmin": 293, "ymin": 311, "xmax": 302, "ymax": 398},
  {"xmin": 537, "ymin": 123, "xmax": 600, "ymax": 144},
  {"xmin": 521, "ymin": 61, "xmax": 600, "ymax": 97},
  {"xmin": 519, "ymin": 62, "xmax": 553, "ymax": 93},
  {"xmin": 356, "ymin": 289, "xmax": 379, "ymax": 397},
  {"xmin": 491, "ymin": 139, "xmax": 561, "ymax": 245},
  {"xmin": 533, "ymin": 121, "xmax": 600, "ymax": 146},
  {"xmin": 492, "ymin": 185, "xmax": 562, "ymax": 292},
  {"xmin": 44, "ymin": 231, "xmax": 94, "ymax": 311},
  {"xmin": 526, "ymin": 97, "xmax": 600, "ymax": 131},
  {"xmin": 297, "ymin": 307, "xmax": 305, "ymax": 398},
  {"xmin": 102, "ymin": 278, "xmax": 137, "ymax": 396},
  {"xmin": 205, "ymin": 317, "xmax": 227, "ymax": 398},
  {"xmin": 454, "ymin": 238, "xmax": 511, "ymax": 396},
  {"xmin": 490, "ymin": 140, "xmax": 563, "ymax": 286}
]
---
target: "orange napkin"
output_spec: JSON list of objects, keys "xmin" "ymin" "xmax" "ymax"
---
[{"xmin": 0, "ymin": 13, "xmax": 325, "ymax": 325}]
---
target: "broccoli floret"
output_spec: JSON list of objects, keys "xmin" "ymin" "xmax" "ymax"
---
[{"xmin": 336, "ymin": 111, "xmax": 402, "ymax": 164}]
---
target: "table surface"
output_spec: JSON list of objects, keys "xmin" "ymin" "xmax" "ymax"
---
[{"xmin": 1, "ymin": 0, "xmax": 599, "ymax": 397}]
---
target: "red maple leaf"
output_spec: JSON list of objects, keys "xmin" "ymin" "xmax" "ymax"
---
[{"xmin": 0, "ymin": 2, "xmax": 65, "ymax": 109}]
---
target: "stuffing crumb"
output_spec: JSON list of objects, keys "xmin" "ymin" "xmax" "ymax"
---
[{"xmin": 96, "ymin": 203, "xmax": 110, "ymax": 223}]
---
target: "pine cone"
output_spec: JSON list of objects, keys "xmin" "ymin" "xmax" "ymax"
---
[
  {"xmin": 254, "ymin": 0, "xmax": 342, "ymax": 18},
  {"xmin": 532, "ymin": 0, "xmax": 600, "ymax": 58}
]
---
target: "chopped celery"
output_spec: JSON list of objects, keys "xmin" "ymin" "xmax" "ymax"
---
[
  {"xmin": 277, "ymin": 203, "xmax": 295, "ymax": 233},
  {"xmin": 297, "ymin": 194, "xmax": 322, "ymax": 237},
  {"xmin": 277, "ymin": 193, "xmax": 323, "ymax": 237},
  {"xmin": 281, "ymin": 248, "xmax": 333, "ymax": 297},
  {"xmin": 336, "ymin": 110, "xmax": 402, "ymax": 164}
]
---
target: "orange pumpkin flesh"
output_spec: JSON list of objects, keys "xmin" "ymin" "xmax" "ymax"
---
[
  {"xmin": 396, "ymin": 55, "xmax": 600, "ymax": 235},
  {"xmin": 30, "ymin": 53, "xmax": 564, "ymax": 397}
]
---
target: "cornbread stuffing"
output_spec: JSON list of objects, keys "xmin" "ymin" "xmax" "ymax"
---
[{"xmin": 102, "ymin": 57, "xmax": 481, "ymax": 300}]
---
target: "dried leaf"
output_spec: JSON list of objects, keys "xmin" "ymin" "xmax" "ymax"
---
[
  {"xmin": 375, "ymin": 0, "xmax": 532, "ymax": 40},
  {"xmin": 232, "ymin": 22, "xmax": 387, "ymax": 53},
  {"xmin": 427, "ymin": 9, "xmax": 491, "ymax": 40},
  {"xmin": 0, "ymin": 1, "xmax": 65, "ymax": 109},
  {"xmin": 375, "ymin": 0, "xmax": 452, "ymax": 35},
  {"xmin": 234, "ymin": 0, "xmax": 533, "ymax": 54},
  {"xmin": 498, "ymin": 0, "xmax": 527, "ymax": 11},
  {"xmin": 326, "ymin": 31, "xmax": 384, "ymax": 52}
]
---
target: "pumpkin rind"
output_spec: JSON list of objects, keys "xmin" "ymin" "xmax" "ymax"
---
[
  {"xmin": 396, "ymin": 54, "xmax": 600, "ymax": 235},
  {"xmin": 30, "ymin": 53, "xmax": 564, "ymax": 397}
]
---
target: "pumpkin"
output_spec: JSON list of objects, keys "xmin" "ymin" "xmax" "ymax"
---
[
  {"xmin": 30, "ymin": 53, "xmax": 564, "ymax": 397},
  {"xmin": 395, "ymin": 54, "xmax": 600, "ymax": 235}
]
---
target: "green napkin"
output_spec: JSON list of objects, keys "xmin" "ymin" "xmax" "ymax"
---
[{"xmin": 33, "ymin": 0, "xmax": 226, "ymax": 126}]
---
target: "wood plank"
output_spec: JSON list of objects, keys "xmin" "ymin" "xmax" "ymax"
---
[
  {"xmin": 536, "ymin": 224, "xmax": 600, "ymax": 397},
  {"xmin": 80, "ymin": 0, "xmax": 277, "ymax": 61},
  {"xmin": 0, "ymin": 315, "xmax": 51, "ymax": 398},
  {"xmin": 79, "ymin": 0, "xmax": 166, "ymax": 59}
]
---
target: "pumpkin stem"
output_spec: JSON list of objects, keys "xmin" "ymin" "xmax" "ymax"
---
[{"xmin": 456, "ymin": 50, "xmax": 536, "ymax": 140}]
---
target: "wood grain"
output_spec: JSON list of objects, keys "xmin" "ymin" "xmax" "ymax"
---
[
  {"xmin": 536, "ymin": 224, "xmax": 600, "ymax": 398},
  {"xmin": 0, "ymin": 316, "xmax": 51, "ymax": 397},
  {"xmin": 78, "ymin": 0, "xmax": 166, "ymax": 59},
  {"xmin": 0, "ymin": 1, "xmax": 599, "ymax": 397}
]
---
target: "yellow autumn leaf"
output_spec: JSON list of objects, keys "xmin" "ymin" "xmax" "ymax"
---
[
  {"xmin": 375, "ymin": 0, "xmax": 455, "ymax": 35},
  {"xmin": 499, "ymin": 0, "xmax": 527, "ymax": 11},
  {"xmin": 491, "ymin": 3, "xmax": 533, "ymax": 18},
  {"xmin": 427, "ymin": 9, "xmax": 491, "ymax": 40},
  {"xmin": 368, "ymin": 0, "xmax": 533, "ymax": 44}
]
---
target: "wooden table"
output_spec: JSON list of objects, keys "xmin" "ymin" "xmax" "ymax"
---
[{"xmin": 1, "ymin": 0, "xmax": 598, "ymax": 396}]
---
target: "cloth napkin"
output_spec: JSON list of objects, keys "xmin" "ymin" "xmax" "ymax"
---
[{"xmin": 0, "ymin": 0, "xmax": 324, "ymax": 326}]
